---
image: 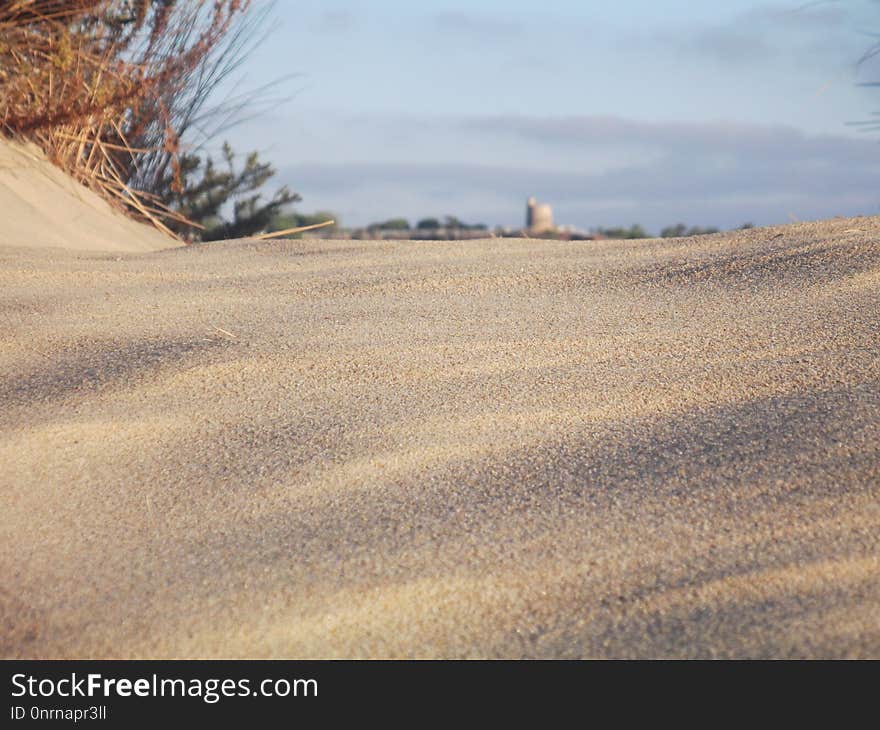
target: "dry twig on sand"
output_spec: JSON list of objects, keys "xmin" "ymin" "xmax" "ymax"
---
[{"xmin": 252, "ymin": 220, "xmax": 337, "ymax": 240}]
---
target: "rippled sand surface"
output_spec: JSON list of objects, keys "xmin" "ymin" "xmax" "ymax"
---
[{"xmin": 2, "ymin": 217, "xmax": 879, "ymax": 658}]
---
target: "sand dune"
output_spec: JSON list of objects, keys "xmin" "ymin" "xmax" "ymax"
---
[
  {"xmin": 0, "ymin": 139, "xmax": 178, "ymax": 253},
  {"xmin": 1, "ymin": 216, "xmax": 878, "ymax": 658}
]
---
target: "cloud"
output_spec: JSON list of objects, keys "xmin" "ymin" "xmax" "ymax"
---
[
  {"xmin": 460, "ymin": 115, "xmax": 875, "ymax": 165},
  {"xmin": 742, "ymin": 3, "xmax": 848, "ymax": 30},
  {"xmin": 277, "ymin": 114, "xmax": 880, "ymax": 231},
  {"xmin": 312, "ymin": 10, "xmax": 356, "ymax": 33},
  {"xmin": 430, "ymin": 11, "xmax": 522, "ymax": 38},
  {"xmin": 643, "ymin": 2, "xmax": 853, "ymax": 66}
]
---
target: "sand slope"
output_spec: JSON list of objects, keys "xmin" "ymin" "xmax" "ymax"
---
[
  {"xmin": 0, "ymin": 138, "xmax": 178, "ymax": 253},
  {"xmin": 1, "ymin": 217, "xmax": 879, "ymax": 658}
]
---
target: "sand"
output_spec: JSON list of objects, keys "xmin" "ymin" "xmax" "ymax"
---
[
  {"xmin": 0, "ymin": 138, "xmax": 178, "ymax": 253},
  {"xmin": 1, "ymin": 216, "xmax": 879, "ymax": 658}
]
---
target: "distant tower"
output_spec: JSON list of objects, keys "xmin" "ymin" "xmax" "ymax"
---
[{"xmin": 526, "ymin": 196, "xmax": 554, "ymax": 234}]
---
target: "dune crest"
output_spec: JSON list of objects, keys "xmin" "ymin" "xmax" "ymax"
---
[{"xmin": 0, "ymin": 138, "xmax": 179, "ymax": 253}]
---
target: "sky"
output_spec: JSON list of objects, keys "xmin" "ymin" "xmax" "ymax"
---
[{"xmin": 220, "ymin": 0, "xmax": 880, "ymax": 232}]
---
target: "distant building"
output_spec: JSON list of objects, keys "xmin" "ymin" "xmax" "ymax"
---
[{"xmin": 526, "ymin": 196, "xmax": 554, "ymax": 234}]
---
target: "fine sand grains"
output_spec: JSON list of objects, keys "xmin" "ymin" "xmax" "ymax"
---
[{"xmin": 1, "ymin": 216, "xmax": 879, "ymax": 658}]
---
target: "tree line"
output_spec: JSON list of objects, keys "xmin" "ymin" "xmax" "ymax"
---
[{"xmin": 594, "ymin": 223, "xmax": 743, "ymax": 239}]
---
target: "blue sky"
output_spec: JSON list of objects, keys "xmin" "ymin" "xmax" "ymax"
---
[{"xmin": 221, "ymin": 0, "xmax": 880, "ymax": 231}]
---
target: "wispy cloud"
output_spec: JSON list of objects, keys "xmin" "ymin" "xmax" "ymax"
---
[
  {"xmin": 642, "ymin": 2, "xmax": 855, "ymax": 67},
  {"xmin": 312, "ymin": 10, "xmax": 357, "ymax": 33},
  {"xmin": 461, "ymin": 114, "xmax": 875, "ymax": 164},
  {"xmin": 430, "ymin": 11, "xmax": 523, "ymax": 38}
]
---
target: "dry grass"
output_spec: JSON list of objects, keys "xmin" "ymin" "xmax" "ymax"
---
[{"xmin": 0, "ymin": 0, "xmax": 250, "ymax": 238}]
